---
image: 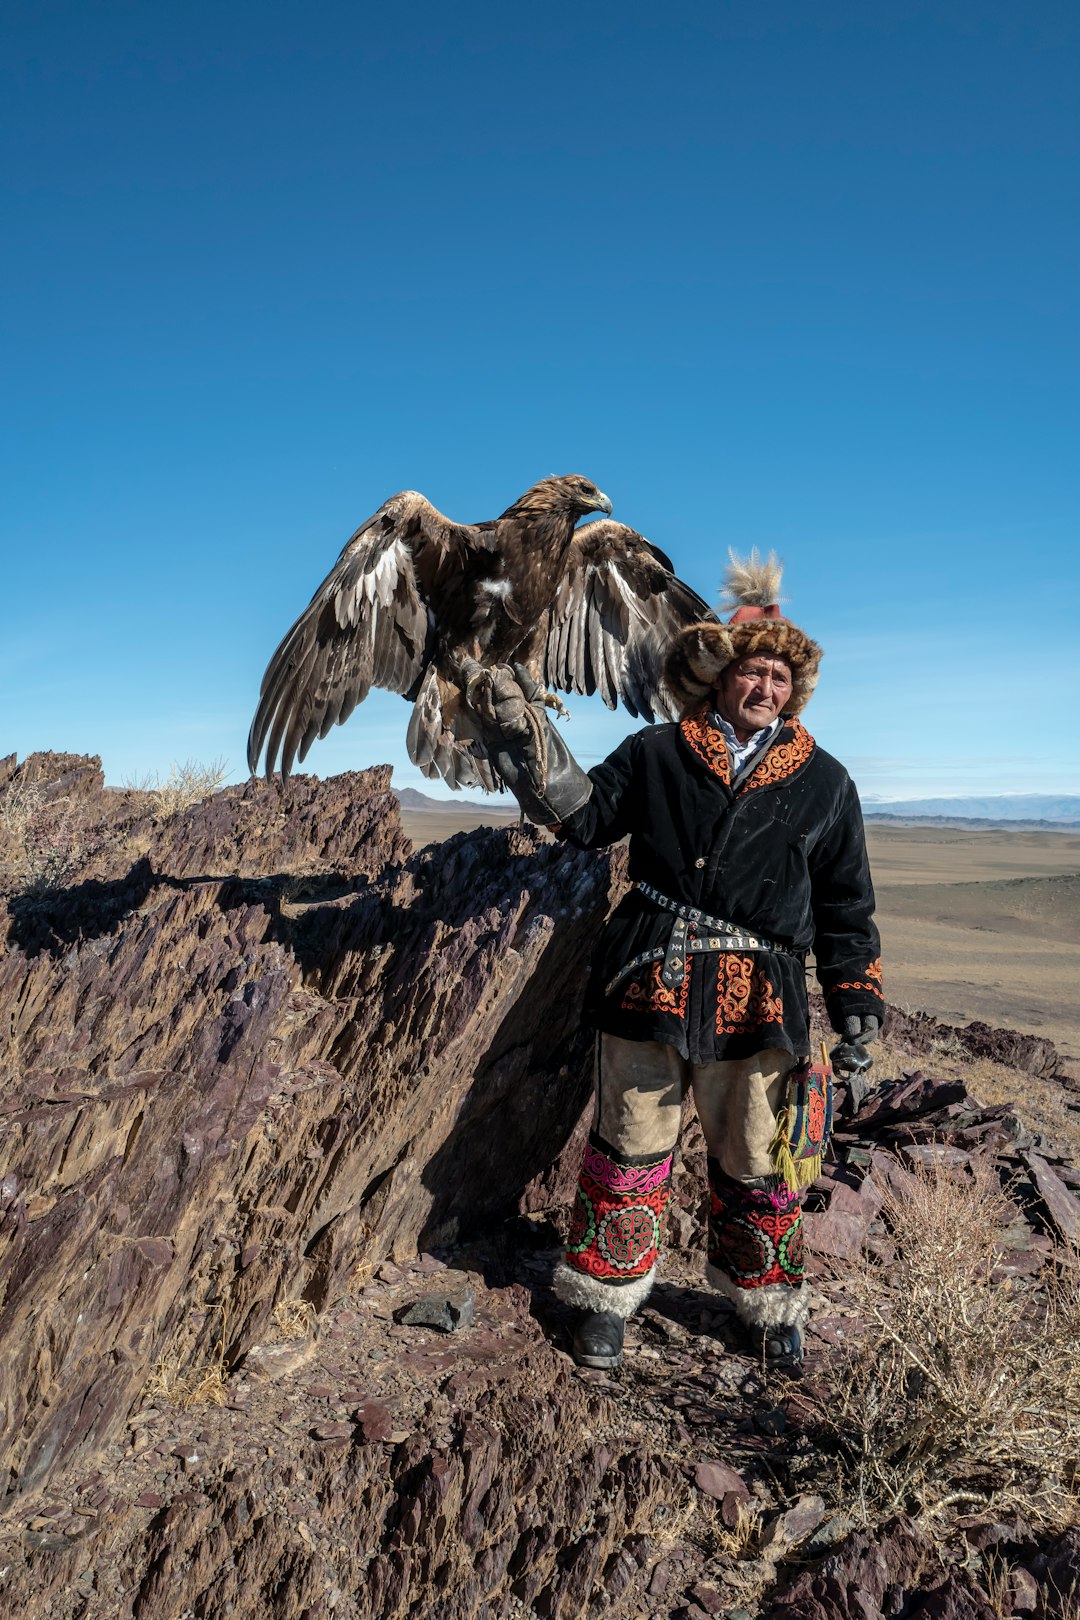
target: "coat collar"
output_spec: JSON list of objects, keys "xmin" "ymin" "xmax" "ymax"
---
[{"xmin": 679, "ymin": 706, "xmax": 815, "ymax": 792}]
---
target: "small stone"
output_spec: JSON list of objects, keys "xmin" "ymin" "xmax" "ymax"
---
[
  {"xmin": 805, "ymin": 1511, "xmax": 855, "ymax": 1553},
  {"xmin": 761, "ymin": 1493, "xmax": 826, "ymax": 1550},
  {"xmin": 353, "ymin": 1401, "xmax": 393, "ymax": 1443},
  {"xmin": 648, "ymin": 1561, "xmax": 674, "ymax": 1598},
  {"xmin": 689, "ymin": 1581, "xmax": 726, "ymax": 1613},
  {"xmin": 311, "ymin": 1422, "xmax": 352, "ymax": 1441},
  {"xmin": 1010, "ymin": 1567, "xmax": 1039, "ymax": 1613},
  {"xmin": 692, "ymin": 1460, "xmax": 749, "ymax": 1505},
  {"xmin": 396, "ymin": 1284, "xmax": 475, "ymax": 1333}
]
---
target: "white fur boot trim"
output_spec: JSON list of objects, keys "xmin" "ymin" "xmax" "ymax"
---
[
  {"xmin": 706, "ymin": 1264, "xmax": 809, "ymax": 1329},
  {"xmin": 553, "ymin": 1261, "xmax": 656, "ymax": 1318}
]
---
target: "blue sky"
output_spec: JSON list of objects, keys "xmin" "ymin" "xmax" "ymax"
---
[{"xmin": 4, "ymin": 1, "xmax": 1078, "ymax": 800}]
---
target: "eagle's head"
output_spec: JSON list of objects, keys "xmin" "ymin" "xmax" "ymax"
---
[{"xmin": 501, "ymin": 475, "xmax": 613, "ymax": 520}]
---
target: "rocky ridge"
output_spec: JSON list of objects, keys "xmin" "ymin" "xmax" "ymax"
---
[{"xmin": 1, "ymin": 752, "xmax": 1079, "ymax": 1619}]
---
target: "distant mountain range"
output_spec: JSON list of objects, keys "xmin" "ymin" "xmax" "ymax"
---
[{"xmin": 861, "ymin": 795, "xmax": 1080, "ymax": 824}]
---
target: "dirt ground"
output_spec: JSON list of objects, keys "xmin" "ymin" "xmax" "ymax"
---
[
  {"xmin": 865, "ymin": 825, "xmax": 1080, "ymax": 1062},
  {"xmin": 402, "ymin": 805, "xmax": 1080, "ymax": 1064}
]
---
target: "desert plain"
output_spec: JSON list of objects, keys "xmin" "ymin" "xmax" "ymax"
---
[{"xmin": 400, "ymin": 799, "xmax": 1080, "ymax": 1064}]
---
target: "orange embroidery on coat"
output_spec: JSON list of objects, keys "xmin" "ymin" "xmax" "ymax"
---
[
  {"xmin": 740, "ymin": 720, "xmax": 814, "ymax": 792},
  {"xmin": 621, "ymin": 960, "xmax": 691, "ymax": 1017},
  {"xmin": 714, "ymin": 954, "xmax": 785, "ymax": 1036},
  {"xmin": 680, "ymin": 708, "xmax": 730, "ymax": 785},
  {"xmin": 826, "ymin": 973, "xmax": 885, "ymax": 1000}
]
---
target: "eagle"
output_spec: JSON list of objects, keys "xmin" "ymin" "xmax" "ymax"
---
[{"xmin": 247, "ymin": 474, "xmax": 714, "ymax": 792}]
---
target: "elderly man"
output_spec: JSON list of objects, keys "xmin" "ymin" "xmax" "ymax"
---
[{"xmin": 476, "ymin": 554, "xmax": 883, "ymax": 1371}]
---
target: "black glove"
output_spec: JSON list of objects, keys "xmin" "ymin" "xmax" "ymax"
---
[
  {"xmin": 463, "ymin": 661, "xmax": 593, "ymax": 826},
  {"xmin": 830, "ymin": 1014, "xmax": 881, "ymax": 1077}
]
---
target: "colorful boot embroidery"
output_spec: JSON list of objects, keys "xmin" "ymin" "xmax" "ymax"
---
[
  {"xmin": 707, "ymin": 1159, "xmax": 804, "ymax": 1292},
  {"xmin": 565, "ymin": 1133, "xmax": 673, "ymax": 1283}
]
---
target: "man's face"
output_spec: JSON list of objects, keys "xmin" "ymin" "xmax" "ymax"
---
[{"xmin": 717, "ymin": 653, "xmax": 794, "ymax": 735}]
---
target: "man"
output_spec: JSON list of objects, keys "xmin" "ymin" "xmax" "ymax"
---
[{"xmin": 474, "ymin": 553, "xmax": 883, "ymax": 1371}]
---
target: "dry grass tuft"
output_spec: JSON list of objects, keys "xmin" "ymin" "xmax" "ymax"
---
[
  {"xmin": 126, "ymin": 758, "xmax": 228, "ymax": 820},
  {"xmin": 272, "ymin": 1298, "xmax": 317, "ymax": 1340},
  {"xmin": 814, "ymin": 1158, "xmax": 1080, "ymax": 1530},
  {"xmin": 144, "ymin": 1306, "xmax": 231, "ymax": 1408}
]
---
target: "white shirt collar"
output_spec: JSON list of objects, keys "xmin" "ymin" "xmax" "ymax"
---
[{"xmin": 709, "ymin": 711, "xmax": 782, "ymax": 773}]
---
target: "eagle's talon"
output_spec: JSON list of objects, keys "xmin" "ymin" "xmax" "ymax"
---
[
  {"xmin": 463, "ymin": 668, "xmax": 493, "ymax": 713},
  {"xmin": 541, "ymin": 689, "xmax": 571, "ymax": 721}
]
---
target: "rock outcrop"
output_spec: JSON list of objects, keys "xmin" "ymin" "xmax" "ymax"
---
[
  {"xmin": 2, "ymin": 752, "xmax": 1079, "ymax": 1620},
  {"xmin": 1, "ymin": 754, "xmax": 616, "ymax": 1507}
]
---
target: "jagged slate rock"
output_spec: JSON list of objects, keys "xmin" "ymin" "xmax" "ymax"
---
[
  {"xmin": 908, "ymin": 1574, "xmax": 999, "ymax": 1618},
  {"xmin": 838, "ymin": 1074, "xmax": 970, "ymax": 1135},
  {"xmin": 760, "ymin": 1520, "xmax": 934, "ymax": 1620},
  {"xmin": 803, "ymin": 1207, "xmax": 874, "ymax": 1261},
  {"xmin": 396, "ymin": 1282, "xmax": 475, "ymax": 1332},
  {"xmin": 901, "ymin": 1143, "xmax": 974, "ymax": 1168},
  {"xmin": 311, "ymin": 1421, "xmax": 352, "ymax": 1441},
  {"xmin": 1026, "ymin": 1527, "xmax": 1080, "ymax": 1597},
  {"xmin": 850, "ymin": 996, "xmax": 1067, "ymax": 1081},
  {"xmin": 1024, "ymin": 1152, "xmax": 1080, "ymax": 1245},
  {"xmin": 689, "ymin": 1581, "xmax": 727, "ymax": 1614},
  {"xmin": 804, "ymin": 1513, "xmax": 857, "ymax": 1556},
  {"xmin": 760, "ymin": 1494, "xmax": 826, "ymax": 1550},
  {"xmin": 692, "ymin": 1459, "xmax": 749, "ymax": 1523},
  {"xmin": 0, "ymin": 759, "xmax": 621, "ymax": 1500},
  {"xmin": 1006, "ymin": 1568, "xmax": 1039, "ymax": 1613}
]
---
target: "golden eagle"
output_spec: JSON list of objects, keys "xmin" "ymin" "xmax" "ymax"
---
[{"xmin": 247, "ymin": 474, "xmax": 713, "ymax": 791}]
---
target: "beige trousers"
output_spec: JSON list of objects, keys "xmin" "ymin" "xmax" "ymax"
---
[{"xmin": 594, "ymin": 1033, "xmax": 794, "ymax": 1178}]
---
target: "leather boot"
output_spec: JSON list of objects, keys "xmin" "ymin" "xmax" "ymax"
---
[
  {"xmin": 739, "ymin": 1318, "xmax": 803, "ymax": 1370},
  {"xmin": 572, "ymin": 1310, "xmax": 625, "ymax": 1370}
]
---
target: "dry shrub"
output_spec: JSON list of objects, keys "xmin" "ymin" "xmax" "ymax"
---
[
  {"xmin": 816, "ymin": 1157, "xmax": 1080, "ymax": 1529},
  {"xmin": 0, "ymin": 778, "xmax": 46, "ymax": 842},
  {"xmin": 0, "ymin": 784, "xmax": 114, "ymax": 897},
  {"xmin": 126, "ymin": 758, "xmax": 228, "ymax": 820}
]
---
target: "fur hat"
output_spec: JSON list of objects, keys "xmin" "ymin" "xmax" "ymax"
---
[{"xmin": 666, "ymin": 550, "xmax": 822, "ymax": 717}]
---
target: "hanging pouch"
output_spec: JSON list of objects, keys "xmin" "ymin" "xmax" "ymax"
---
[{"xmin": 770, "ymin": 1042, "xmax": 833, "ymax": 1192}]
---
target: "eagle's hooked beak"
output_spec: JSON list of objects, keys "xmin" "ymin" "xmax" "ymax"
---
[{"xmin": 591, "ymin": 490, "xmax": 614, "ymax": 515}]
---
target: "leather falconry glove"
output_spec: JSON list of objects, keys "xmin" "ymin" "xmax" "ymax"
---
[
  {"xmin": 831, "ymin": 1013, "xmax": 881, "ymax": 1109},
  {"xmin": 463, "ymin": 661, "xmax": 594, "ymax": 827}
]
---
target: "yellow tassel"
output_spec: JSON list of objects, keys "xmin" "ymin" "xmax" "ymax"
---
[{"xmin": 770, "ymin": 1109, "xmax": 823, "ymax": 1193}]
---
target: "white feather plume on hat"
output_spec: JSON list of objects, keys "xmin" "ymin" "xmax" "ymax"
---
[{"xmin": 719, "ymin": 548, "xmax": 785, "ymax": 611}]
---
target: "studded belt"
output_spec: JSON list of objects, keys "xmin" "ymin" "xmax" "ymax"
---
[{"xmin": 605, "ymin": 880, "xmax": 794, "ymax": 998}]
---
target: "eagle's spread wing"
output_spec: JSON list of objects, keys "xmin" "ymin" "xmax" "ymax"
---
[
  {"xmin": 543, "ymin": 521, "xmax": 715, "ymax": 721},
  {"xmin": 247, "ymin": 491, "xmax": 483, "ymax": 778}
]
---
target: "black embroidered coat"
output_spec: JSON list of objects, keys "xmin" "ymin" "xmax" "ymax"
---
[{"xmin": 558, "ymin": 707, "xmax": 884, "ymax": 1064}]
